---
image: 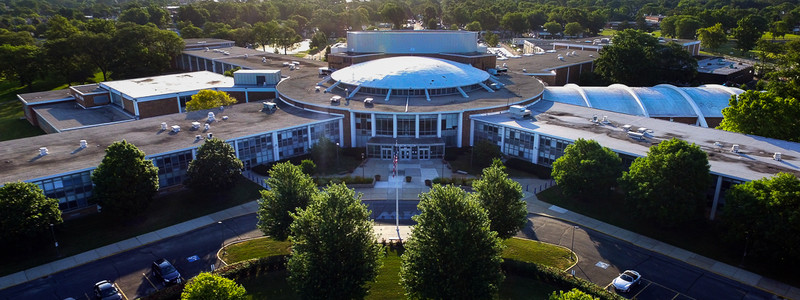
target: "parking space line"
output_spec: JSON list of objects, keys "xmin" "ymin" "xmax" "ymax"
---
[
  {"xmin": 640, "ymin": 279, "xmax": 697, "ymax": 300},
  {"xmin": 632, "ymin": 281, "xmax": 651, "ymax": 299},
  {"xmin": 113, "ymin": 282, "xmax": 129, "ymax": 300},
  {"xmin": 143, "ymin": 272, "xmax": 159, "ymax": 290}
]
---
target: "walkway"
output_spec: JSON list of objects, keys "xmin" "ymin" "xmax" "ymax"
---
[{"xmin": 0, "ymin": 159, "xmax": 797, "ymax": 299}]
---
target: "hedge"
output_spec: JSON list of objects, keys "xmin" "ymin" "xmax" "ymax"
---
[
  {"xmin": 502, "ymin": 259, "xmax": 623, "ymax": 300},
  {"xmin": 432, "ymin": 177, "xmax": 475, "ymax": 187},
  {"xmin": 314, "ymin": 176, "xmax": 374, "ymax": 186}
]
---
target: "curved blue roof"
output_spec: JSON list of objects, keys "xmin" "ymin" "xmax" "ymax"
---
[
  {"xmin": 635, "ymin": 86, "xmax": 696, "ymax": 117},
  {"xmin": 681, "ymin": 85, "xmax": 738, "ymax": 118}
]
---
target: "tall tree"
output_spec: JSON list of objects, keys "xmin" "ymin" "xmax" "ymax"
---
[
  {"xmin": 594, "ymin": 29, "xmax": 696, "ymax": 86},
  {"xmin": 119, "ymin": 7, "xmax": 150, "ymax": 25},
  {"xmin": 380, "ymin": 2, "xmax": 406, "ymax": 29},
  {"xmin": 287, "ymin": 183, "xmax": 384, "ymax": 300},
  {"xmin": 310, "ymin": 136, "xmax": 337, "ymax": 170},
  {"xmin": 564, "ymin": 22, "xmax": 584, "ymax": 37},
  {"xmin": 675, "ymin": 15, "xmax": 701, "ymax": 39},
  {"xmin": 275, "ymin": 26, "xmax": 301, "ymax": 55},
  {"xmin": 733, "ymin": 15, "xmax": 768, "ymax": 54},
  {"xmin": 0, "ymin": 182, "xmax": 62, "ymax": 242},
  {"xmin": 252, "ymin": 21, "xmax": 279, "ymax": 52},
  {"xmin": 722, "ymin": 173, "xmax": 800, "ymax": 266},
  {"xmin": 501, "ymin": 12, "xmax": 528, "ymax": 35},
  {"xmin": 110, "ymin": 23, "xmax": 184, "ymax": 79},
  {"xmin": 718, "ymin": 90, "xmax": 800, "ymax": 142},
  {"xmin": 177, "ymin": 5, "xmax": 209, "ymax": 27},
  {"xmin": 45, "ymin": 15, "xmax": 78, "ymax": 39},
  {"xmin": 0, "ymin": 44, "xmax": 42, "ymax": 89},
  {"xmin": 472, "ymin": 159, "xmax": 527, "ymax": 239},
  {"xmin": 770, "ymin": 20, "xmax": 790, "ymax": 40},
  {"xmin": 181, "ymin": 272, "xmax": 246, "ymax": 300},
  {"xmin": 185, "ymin": 138, "xmax": 243, "ymax": 191},
  {"xmin": 618, "ymin": 138, "xmax": 710, "ymax": 226},
  {"xmin": 257, "ymin": 162, "xmax": 317, "ymax": 241},
  {"xmin": 91, "ymin": 140, "xmax": 159, "ymax": 215},
  {"xmin": 400, "ymin": 184, "xmax": 504, "ymax": 299},
  {"xmin": 186, "ymin": 90, "xmax": 238, "ymax": 111},
  {"xmin": 552, "ymin": 139, "xmax": 622, "ymax": 199},
  {"xmin": 543, "ymin": 21, "xmax": 562, "ymax": 36},
  {"xmin": 696, "ymin": 23, "xmax": 728, "ymax": 51}
]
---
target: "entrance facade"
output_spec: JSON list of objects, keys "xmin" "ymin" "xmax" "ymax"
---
[{"xmin": 366, "ymin": 137, "xmax": 445, "ymax": 160}]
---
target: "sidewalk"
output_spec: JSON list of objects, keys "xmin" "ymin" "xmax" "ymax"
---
[{"xmin": 520, "ymin": 189, "xmax": 800, "ymax": 300}]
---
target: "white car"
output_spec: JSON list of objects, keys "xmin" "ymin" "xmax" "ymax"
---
[{"xmin": 612, "ymin": 270, "xmax": 641, "ymax": 293}]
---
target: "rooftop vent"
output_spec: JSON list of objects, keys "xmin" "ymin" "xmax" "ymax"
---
[
  {"xmin": 509, "ymin": 105, "xmax": 531, "ymax": 119},
  {"xmin": 161, "ymin": 122, "xmax": 167, "ymax": 131},
  {"xmin": 80, "ymin": 140, "xmax": 87, "ymax": 148},
  {"xmin": 731, "ymin": 144, "xmax": 739, "ymax": 153},
  {"xmin": 207, "ymin": 133, "xmax": 213, "ymax": 139},
  {"xmin": 222, "ymin": 116, "xmax": 228, "ymax": 121},
  {"xmin": 191, "ymin": 122, "xmax": 201, "ymax": 130},
  {"xmin": 637, "ymin": 127, "xmax": 647, "ymax": 133},
  {"xmin": 262, "ymin": 57, "xmax": 267, "ymax": 63},
  {"xmin": 208, "ymin": 112, "xmax": 216, "ymax": 122},
  {"xmin": 774, "ymin": 152, "xmax": 782, "ymax": 161},
  {"xmin": 204, "ymin": 123, "xmax": 210, "ymax": 131},
  {"xmin": 263, "ymin": 102, "xmax": 277, "ymax": 113},
  {"xmin": 592, "ymin": 114, "xmax": 598, "ymax": 122},
  {"xmin": 196, "ymin": 135, "xmax": 202, "ymax": 140},
  {"xmin": 330, "ymin": 96, "xmax": 342, "ymax": 103},
  {"xmin": 622, "ymin": 124, "xmax": 632, "ymax": 131},
  {"xmin": 171, "ymin": 125, "xmax": 181, "ymax": 133},
  {"xmin": 39, "ymin": 147, "xmax": 48, "ymax": 156},
  {"xmin": 602, "ymin": 116, "xmax": 608, "ymax": 123},
  {"xmin": 364, "ymin": 98, "xmax": 374, "ymax": 105}
]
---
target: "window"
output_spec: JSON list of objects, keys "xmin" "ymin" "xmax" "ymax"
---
[
  {"xmin": 419, "ymin": 115, "xmax": 437, "ymax": 137},
  {"xmin": 537, "ymin": 135, "xmax": 570, "ymax": 166},
  {"xmin": 375, "ymin": 114, "xmax": 393, "ymax": 136},
  {"xmin": 503, "ymin": 128, "xmax": 535, "ymax": 161},
  {"xmin": 355, "ymin": 113, "xmax": 372, "ymax": 146},
  {"xmin": 441, "ymin": 113, "xmax": 459, "ymax": 146},
  {"xmin": 397, "ymin": 115, "xmax": 415, "ymax": 137},
  {"xmin": 236, "ymin": 134, "xmax": 273, "ymax": 170},
  {"xmin": 33, "ymin": 170, "xmax": 94, "ymax": 211},
  {"xmin": 277, "ymin": 127, "xmax": 310, "ymax": 158},
  {"xmin": 152, "ymin": 150, "xmax": 194, "ymax": 187}
]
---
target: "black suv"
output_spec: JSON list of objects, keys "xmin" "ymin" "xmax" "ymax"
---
[
  {"xmin": 93, "ymin": 280, "xmax": 122, "ymax": 300},
  {"xmin": 151, "ymin": 258, "xmax": 182, "ymax": 285}
]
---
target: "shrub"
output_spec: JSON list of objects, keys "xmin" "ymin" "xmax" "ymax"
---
[
  {"xmin": 505, "ymin": 158, "xmax": 552, "ymax": 179},
  {"xmin": 300, "ymin": 159, "xmax": 316, "ymax": 175},
  {"xmin": 314, "ymin": 176, "xmax": 374, "ymax": 186},
  {"xmin": 502, "ymin": 260, "xmax": 623, "ymax": 300},
  {"xmin": 432, "ymin": 177, "xmax": 475, "ymax": 186}
]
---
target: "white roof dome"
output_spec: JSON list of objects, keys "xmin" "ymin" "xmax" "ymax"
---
[{"xmin": 331, "ymin": 56, "xmax": 489, "ymax": 90}]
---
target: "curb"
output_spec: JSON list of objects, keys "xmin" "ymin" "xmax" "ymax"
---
[{"xmin": 216, "ymin": 236, "xmax": 273, "ymax": 266}]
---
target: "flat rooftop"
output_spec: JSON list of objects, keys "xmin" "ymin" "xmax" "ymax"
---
[
  {"xmin": 506, "ymin": 49, "xmax": 598, "ymax": 72},
  {"xmin": 32, "ymin": 102, "xmax": 135, "ymax": 132},
  {"xmin": 0, "ymin": 102, "xmax": 340, "ymax": 183},
  {"xmin": 277, "ymin": 60, "xmax": 545, "ymax": 114},
  {"xmin": 71, "ymin": 84, "xmax": 105, "ymax": 94},
  {"xmin": 473, "ymin": 101, "xmax": 800, "ymax": 182},
  {"xmin": 697, "ymin": 57, "xmax": 752, "ymax": 75},
  {"xmin": 100, "ymin": 71, "xmax": 234, "ymax": 99},
  {"xmin": 17, "ymin": 89, "xmax": 73, "ymax": 105},
  {"xmin": 182, "ymin": 47, "xmax": 328, "ymax": 71}
]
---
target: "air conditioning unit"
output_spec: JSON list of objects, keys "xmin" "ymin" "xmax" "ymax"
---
[
  {"xmin": 207, "ymin": 133, "xmax": 213, "ymax": 139},
  {"xmin": 80, "ymin": 140, "xmax": 87, "ymax": 148},
  {"xmin": 191, "ymin": 122, "xmax": 201, "ymax": 130},
  {"xmin": 161, "ymin": 122, "xmax": 168, "ymax": 131},
  {"xmin": 204, "ymin": 123, "xmax": 210, "ymax": 131},
  {"xmin": 774, "ymin": 152, "xmax": 782, "ymax": 161},
  {"xmin": 364, "ymin": 98, "xmax": 374, "ymax": 104},
  {"xmin": 263, "ymin": 102, "xmax": 277, "ymax": 112},
  {"xmin": 39, "ymin": 147, "xmax": 48, "ymax": 156},
  {"xmin": 509, "ymin": 105, "xmax": 531, "ymax": 119},
  {"xmin": 731, "ymin": 144, "xmax": 740, "ymax": 153},
  {"xmin": 208, "ymin": 112, "xmax": 216, "ymax": 122},
  {"xmin": 171, "ymin": 125, "xmax": 181, "ymax": 133},
  {"xmin": 330, "ymin": 96, "xmax": 342, "ymax": 103}
]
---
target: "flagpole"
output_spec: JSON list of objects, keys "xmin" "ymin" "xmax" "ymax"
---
[{"xmin": 395, "ymin": 140, "xmax": 400, "ymax": 240}]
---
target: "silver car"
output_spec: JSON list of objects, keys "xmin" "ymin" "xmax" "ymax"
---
[{"xmin": 612, "ymin": 270, "xmax": 641, "ymax": 293}]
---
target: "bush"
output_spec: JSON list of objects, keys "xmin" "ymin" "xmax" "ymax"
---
[
  {"xmin": 314, "ymin": 176, "xmax": 374, "ymax": 186},
  {"xmin": 502, "ymin": 260, "xmax": 623, "ymax": 300},
  {"xmin": 300, "ymin": 159, "xmax": 316, "ymax": 175},
  {"xmin": 431, "ymin": 177, "xmax": 475, "ymax": 186},
  {"xmin": 216, "ymin": 255, "xmax": 289, "ymax": 282}
]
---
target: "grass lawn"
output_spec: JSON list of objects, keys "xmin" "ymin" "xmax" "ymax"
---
[
  {"xmin": 230, "ymin": 237, "xmax": 573, "ymax": 299},
  {"xmin": 537, "ymin": 186, "xmax": 799, "ymax": 286},
  {"xmin": 0, "ymin": 176, "xmax": 264, "ymax": 277},
  {"xmin": 445, "ymin": 150, "xmax": 536, "ymax": 178},
  {"xmin": 219, "ymin": 237, "xmax": 291, "ymax": 264}
]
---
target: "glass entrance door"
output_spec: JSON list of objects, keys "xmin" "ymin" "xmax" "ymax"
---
[
  {"xmin": 400, "ymin": 147, "xmax": 412, "ymax": 160},
  {"xmin": 418, "ymin": 147, "xmax": 430, "ymax": 160},
  {"xmin": 381, "ymin": 147, "xmax": 393, "ymax": 159}
]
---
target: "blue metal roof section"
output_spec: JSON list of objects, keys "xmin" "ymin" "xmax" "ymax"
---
[
  {"xmin": 582, "ymin": 86, "xmax": 644, "ymax": 116},
  {"xmin": 635, "ymin": 86, "xmax": 697, "ymax": 117}
]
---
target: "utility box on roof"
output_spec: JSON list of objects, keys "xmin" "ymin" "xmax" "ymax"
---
[{"xmin": 233, "ymin": 70, "xmax": 281, "ymax": 86}]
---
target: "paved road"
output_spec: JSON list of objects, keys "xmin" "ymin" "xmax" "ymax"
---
[
  {"xmin": 0, "ymin": 203, "xmax": 776, "ymax": 300},
  {"xmin": 522, "ymin": 215, "xmax": 775, "ymax": 300}
]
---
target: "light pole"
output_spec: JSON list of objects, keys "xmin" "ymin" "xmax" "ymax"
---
[
  {"xmin": 336, "ymin": 142, "xmax": 340, "ymax": 162},
  {"xmin": 361, "ymin": 152, "xmax": 365, "ymax": 178},
  {"xmin": 50, "ymin": 223, "xmax": 60, "ymax": 257},
  {"xmin": 218, "ymin": 221, "xmax": 224, "ymax": 248},
  {"xmin": 571, "ymin": 225, "xmax": 579, "ymax": 255}
]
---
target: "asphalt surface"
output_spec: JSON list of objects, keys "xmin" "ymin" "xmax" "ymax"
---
[{"xmin": 0, "ymin": 202, "xmax": 778, "ymax": 300}]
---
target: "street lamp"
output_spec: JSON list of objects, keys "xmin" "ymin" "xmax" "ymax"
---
[
  {"xmin": 361, "ymin": 153, "xmax": 365, "ymax": 178},
  {"xmin": 218, "ymin": 221, "xmax": 224, "ymax": 248},
  {"xmin": 50, "ymin": 223, "xmax": 60, "ymax": 257},
  {"xmin": 571, "ymin": 225, "xmax": 579, "ymax": 255},
  {"xmin": 336, "ymin": 142, "xmax": 340, "ymax": 162}
]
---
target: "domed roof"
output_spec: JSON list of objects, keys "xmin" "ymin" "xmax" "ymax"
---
[{"xmin": 330, "ymin": 56, "xmax": 489, "ymax": 90}]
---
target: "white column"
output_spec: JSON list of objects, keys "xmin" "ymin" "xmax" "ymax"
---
[
  {"xmin": 436, "ymin": 114, "xmax": 442, "ymax": 138},
  {"xmin": 469, "ymin": 119, "xmax": 474, "ymax": 147},
  {"xmin": 350, "ymin": 112, "xmax": 357, "ymax": 147},
  {"xmin": 415, "ymin": 115, "xmax": 420, "ymax": 139},
  {"xmin": 272, "ymin": 132, "xmax": 280, "ymax": 161},
  {"xmin": 307, "ymin": 125, "xmax": 313, "ymax": 146},
  {"xmin": 212, "ymin": 60, "xmax": 217, "ymax": 73},
  {"xmin": 499, "ymin": 126, "xmax": 505, "ymax": 153},
  {"xmin": 392, "ymin": 114, "xmax": 397, "ymax": 138},
  {"xmin": 457, "ymin": 112, "xmax": 463, "ymax": 147},
  {"xmin": 338, "ymin": 119, "xmax": 344, "ymax": 146},
  {"xmin": 710, "ymin": 175, "xmax": 723, "ymax": 220},
  {"xmin": 176, "ymin": 95, "xmax": 181, "ymax": 113},
  {"xmin": 133, "ymin": 99, "xmax": 140, "ymax": 116},
  {"xmin": 245, "ymin": 89, "xmax": 249, "ymax": 103},
  {"xmin": 532, "ymin": 133, "xmax": 540, "ymax": 164},
  {"xmin": 371, "ymin": 114, "xmax": 376, "ymax": 137}
]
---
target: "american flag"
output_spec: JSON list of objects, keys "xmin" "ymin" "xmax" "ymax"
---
[{"xmin": 393, "ymin": 152, "xmax": 398, "ymax": 178}]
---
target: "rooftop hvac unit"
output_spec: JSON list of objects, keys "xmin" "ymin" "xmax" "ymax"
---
[
  {"xmin": 204, "ymin": 123, "xmax": 210, "ymax": 131},
  {"xmin": 774, "ymin": 152, "xmax": 782, "ymax": 161},
  {"xmin": 263, "ymin": 102, "xmax": 277, "ymax": 112},
  {"xmin": 222, "ymin": 116, "xmax": 228, "ymax": 121},
  {"xmin": 602, "ymin": 116, "xmax": 608, "ymax": 123},
  {"xmin": 731, "ymin": 144, "xmax": 740, "ymax": 153},
  {"xmin": 80, "ymin": 140, "xmax": 87, "ymax": 148},
  {"xmin": 622, "ymin": 124, "xmax": 632, "ymax": 131},
  {"xmin": 171, "ymin": 125, "xmax": 181, "ymax": 133},
  {"xmin": 207, "ymin": 133, "xmax": 213, "ymax": 139},
  {"xmin": 330, "ymin": 96, "xmax": 342, "ymax": 103},
  {"xmin": 637, "ymin": 127, "xmax": 647, "ymax": 133},
  {"xmin": 315, "ymin": 86, "xmax": 321, "ymax": 92},
  {"xmin": 262, "ymin": 57, "xmax": 267, "ymax": 63},
  {"xmin": 161, "ymin": 122, "xmax": 168, "ymax": 131},
  {"xmin": 39, "ymin": 147, "xmax": 48, "ymax": 156},
  {"xmin": 196, "ymin": 135, "xmax": 202, "ymax": 140},
  {"xmin": 191, "ymin": 122, "xmax": 201, "ymax": 130},
  {"xmin": 509, "ymin": 105, "xmax": 531, "ymax": 119},
  {"xmin": 364, "ymin": 98, "xmax": 374, "ymax": 105},
  {"xmin": 208, "ymin": 112, "xmax": 216, "ymax": 122}
]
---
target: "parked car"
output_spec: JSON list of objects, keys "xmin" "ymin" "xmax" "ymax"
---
[
  {"xmin": 93, "ymin": 280, "xmax": 122, "ymax": 300},
  {"xmin": 612, "ymin": 270, "xmax": 641, "ymax": 293},
  {"xmin": 151, "ymin": 258, "xmax": 182, "ymax": 285}
]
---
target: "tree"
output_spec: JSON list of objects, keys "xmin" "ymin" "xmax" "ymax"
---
[
  {"xmin": 0, "ymin": 44, "xmax": 42, "ymax": 88},
  {"xmin": 400, "ymin": 184, "xmax": 504, "ymax": 299},
  {"xmin": 465, "ymin": 21, "xmax": 482, "ymax": 32},
  {"xmin": 186, "ymin": 90, "xmax": 238, "ymax": 111},
  {"xmin": 119, "ymin": 7, "xmax": 150, "ymax": 25},
  {"xmin": 501, "ymin": 12, "xmax": 528, "ymax": 35},
  {"xmin": 552, "ymin": 139, "xmax": 622, "ymax": 199},
  {"xmin": 91, "ymin": 140, "xmax": 159, "ymax": 215},
  {"xmin": 472, "ymin": 139, "xmax": 502, "ymax": 170},
  {"xmin": 257, "ymin": 162, "xmax": 317, "ymax": 240},
  {"xmin": 484, "ymin": 32, "xmax": 499, "ymax": 47},
  {"xmin": 722, "ymin": 173, "xmax": 800, "ymax": 265},
  {"xmin": 696, "ymin": 23, "xmax": 728, "ymax": 51},
  {"xmin": 718, "ymin": 90, "xmax": 800, "ymax": 142},
  {"xmin": 178, "ymin": 5, "xmax": 209, "ymax": 27},
  {"xmin": 544, "ymin": 21, "xmax": 562, "ymax": 36},
  {"xmin": 310, "ymin": 31, "xmax": 327, "ymax": 51},
  {"xmin": 185, "ymin": 138, "xmax": 243, "ymax": 191},
  {"xmin": 181, "ymin": 272, "xmax": 246, "ymax": 300},
  {"xmin": 733, "ymin": 15, "xmax": 768, "ymax": 54},
  {"xmin": 253, "ymin": 21, "xmax": 279, "ymax": 52},
  {"xmin": 472, "ymin": 159, "xmax": 527, "ymax": 239},
  {"xmin": 380, "ymin": 2, "xmax": 406, "ymax": 29},
  {"xmin": 594, "ymin": 29, "xmax": 696, "ymax": 86},
  {"xmin": 110, "ymin": 24, "xmax": 184, "ymax": 79},
  {"xmin": 300, "ymin": 159, "xmax": 316, "ymax": 176},
  {"xmin": 45, "ymin": 15, "xmax": 78, "ymax": 39},
  {"xmin": 660, "ymin": 15, "xmax": 678, "ymax": 38},
  {"xmin": 550, "ymin": 288, "xmax": 596, "ymax": 300},
  {"xmin": 310, "ymin": 136, "xmax": 337, "ymax": 169},
  {"xmin": 287, "ymin": 183, "xmax": 383, "ymax": 300},
  {"xmin": 0, "ymin": 182, "xmax": 62, "ymax": 242},
  {"xmin": 674, "ymin": 16, "xmax": 701, "ymax": 39},
  {"xmin": 180, "ymin": 24, "xmax": 204, "ymax": 39},
  {"xmin": 618, "ymin": 138, "xmax": 710, "ymax": 226},
  {"xmin": 564, "ymin": 22, "xmax": 584, "ymax": 37},
  {"xmin": 275, "ymin": 26, "xmax": 301, "ymax": 55},
  {"xmin": 223, "ymin": 67, "xmax": 241, "ymax": 77},
  {"xmin": 770, "ymin": 20, "xmax": 790, "ymax": 40}
]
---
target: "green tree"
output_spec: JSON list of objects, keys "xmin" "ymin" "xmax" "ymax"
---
[
  {"xmin": 300, "ymin": 159, "xmax": 316, "ymax": 176},
  {"xmin": 45, "ymin": 15, "xmax": 78, "ymax": 39},
  {"xmin": 501, "ymin": 12, "xmax": 528, "ymax": 35},
  {"xmin": 722, "ymin": 173, "xmax": 800, "ymax": 265},
  {"xmin": 595, "ymin": 29, "xmax": 696, "ymax": 86},
  {"xmin": 186, "ymin": 90, "xmax": 238, "ymax": 111},
  {"xmin": 380, "ymin": 2, "xmax": 406, "ymax": 29},
  {"xmin": 110, "ymin": 23, "xmax": 184, "ymax": 79},
  {"xmin": 552, "ymin": 139, "xmax": 622, "ymax": 199},
  {"xmin": 310, "ymin": 136, "xmax": 338, "ymax": 170},
  {"xmin": 0, "ymin": 182, "xmax": 62, "ymax": 242},
  {"xmin": 119, "ymin": 7, "xmax": 150, "ymax": 25},
  {"xmin": 185, "ymin": 138, "xmax": 243, "ymax": 191},
  {"xmin": 0, "ymin": 44, "xmax": 42, "ymax": 89},
  {"xmin": 718, "ymin": 90, "xmax": 800, "ymax": 142},
  {"xmin": 733, "ymin": 15, "xmax": 768, "ymax": 54},
  {"xmin": 675, "ymin": 16, "xmax": 701, "ymax": 39},
  {"xmin": 180, "ymin": 24, "xmax": 204, "ymax": 39},
  {"xmin": 181, "ymin": 272, "xmax": 246, "ymax": 300},
  {"xmin": 564, "ymin": 22, "xmax": 584, "ymax": 37},
  {"xmin": 257, "ymin": 162, "xmax": 317, "ymax": 241},
  {"xmin": 223, "ymin": 66, "xmax": 241, "ymax": 77},
  {"xmin": 660, "ymin": 15, "xmax": 677, "ymax": 38},
  {"xmin": 550, "ymin": 288, "xmax": 596, "ymax": 300},
  {"xmin": 472, "ymin": 139, "xmax": 502, "ymax": 170},
  {"xmin": 400, "ymin": 184, "xmax": 504, "ymax": 299},
  {"xmin": 178, "ymin": 5, "xmax": 209, "ymax": 27},
  {"xmin": 288, "ymin": 183, "xmax": 383, "ymax": 300},
  {"xmin": 91, "ymin": 140, "xmax": 159, "ymax": 215},
  {"xmin": 465, "ymin": 21, "xmax": 482, "ymax": 32},
  {"xmin": 275, "ymin": 26, "xmax": 301, "ymax": 55},
  {"xmin": 253, "ymin": 21, "xmax": 279, "ymax": 52},
  {"xmin": 618, "ymin": 138, "xmax": 710, "ymax": 226},
  {"xmin": 770, "ymin": 20, "xmax": 790, "ymax": 40},
  {"xmin": 544, "ymin": 21, "xmax": 562, "ymax": 35},
  {"xmin": 696, "ymin": 23, "xmax": 728, "ymax": 51},
  {"xmin": 310, "ymin": 31, "xmax": 327, "ymax": 51},
  {"xmin": 484, "ymin": 32, "xmax": 499, "ymax": 47},
  {"xmin": 472, "ymin": 159, "xmax": 526, "ymax": 239}
]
